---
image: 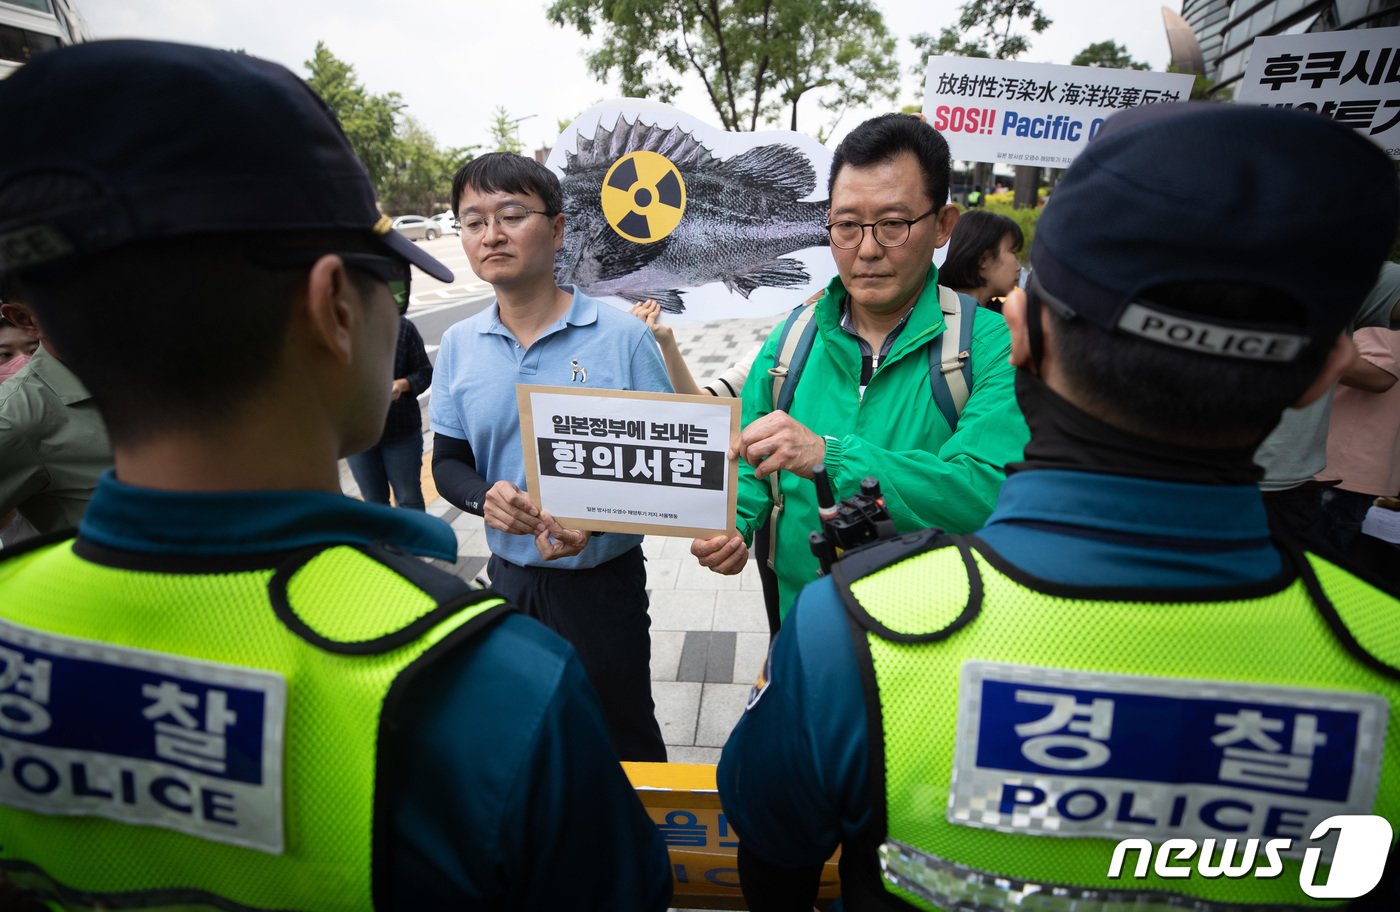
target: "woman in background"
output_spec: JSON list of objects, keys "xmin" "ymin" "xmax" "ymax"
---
[{"xmin": 939, "ymin": 209, "xmax": 1024, "ymax": 312}]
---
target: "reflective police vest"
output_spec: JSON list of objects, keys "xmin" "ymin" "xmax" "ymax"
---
[
  {"xmin": 830, "ymin": 530, "xmax": 1400, "ymax": 912},
  {"xmin": 0, "ymin": 534, "xmax": 510, "ymax": 910}
]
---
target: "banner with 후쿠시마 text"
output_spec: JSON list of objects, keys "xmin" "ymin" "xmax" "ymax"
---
[{"xmin": 1235, "ymin": 26, "xmax": 1400, "ymax": 160}]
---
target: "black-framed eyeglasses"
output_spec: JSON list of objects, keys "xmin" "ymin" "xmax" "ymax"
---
[
  {"xmin": 458, "ymin": 205, "xmax": 552, "ymax": 236},
  {"xmin": 338, "ymin": 253, "xmax": 411, "ymax": 315},
  {"xmin": 826, "ymin": 207, "xmax": 938, "ymax": 249}
]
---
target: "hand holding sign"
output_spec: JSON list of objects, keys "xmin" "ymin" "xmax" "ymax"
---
[
  {"xmin": 737, "ymin": 410, "xmax": 827, "ymax": 481},
  {"xmin": 691, "ymin": 532, "xmax": 748, "ymax": 576},
  {"xmin": 485, "ymin": 480, "xmax": 545, "ymax": 536},
  {"xmin": 535, "ymin": 511, "xmax": 589, "ymax": 561}
]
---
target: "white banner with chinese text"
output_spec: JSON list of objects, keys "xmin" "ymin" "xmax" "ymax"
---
[{"xmin": 922, "ymin": 56, "xmax": 1193, "ymax": 168}]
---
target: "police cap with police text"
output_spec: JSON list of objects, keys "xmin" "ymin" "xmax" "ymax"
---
[
  {"xmin": 1029, "ymin": 102, "xmax": 1398, "ymax": 362},
  {"xmin": 0, "ymin": 39, "xmax": 453, "ymax": 283}
]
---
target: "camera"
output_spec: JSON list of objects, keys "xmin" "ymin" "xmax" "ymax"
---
[{"xmin": 808, "ymin": 465, "xmax": 897, "ymax": 575}]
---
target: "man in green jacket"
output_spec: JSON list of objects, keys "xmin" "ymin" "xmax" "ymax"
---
[{"xmin": 690, "ymin": 115, "xmax": 1029, "ymax": 620}]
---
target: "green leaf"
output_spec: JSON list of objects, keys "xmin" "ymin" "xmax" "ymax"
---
[
  {"xmin": 1071, "ymin": 40, "xmax": 1150, "ymax": 70},
  {"xmin": 548, "ymin": 0, "xmax": 899, "ymax": 135}
]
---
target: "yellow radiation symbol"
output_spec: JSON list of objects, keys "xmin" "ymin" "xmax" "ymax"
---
[{"xmin": 601, "ymin": 150, "xmax": 687, "ymax": 244}]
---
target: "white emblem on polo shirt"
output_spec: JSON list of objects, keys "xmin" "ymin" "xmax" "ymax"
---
[{"xmin": 570, "ymin": 359, "xmax": 588, "ymax": 383}]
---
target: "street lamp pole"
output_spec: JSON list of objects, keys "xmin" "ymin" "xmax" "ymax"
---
[{"xmin": 510, "ymin": 113, "xmax": 537, "ymax": 150}]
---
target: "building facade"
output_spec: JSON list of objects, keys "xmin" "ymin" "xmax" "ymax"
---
[
  {"xmin": 1176, "ymin": 0, "xmax": 1400, "ymax": 94},
  {"xmin": 1, "ymin": 0, "xmax": 89, "ymax": 78}
]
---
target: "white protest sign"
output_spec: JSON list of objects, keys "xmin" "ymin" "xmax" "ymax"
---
[
  {"xmin": 516, "ymin": 385, "xmax": 740, "ymax": 538},
  {"xmin": 548, "ymin": 99, "xmax": 836, "ymax": 323},
  {"xmin": 1236, "ymin": 26, "xmax": 1400, "ymax": 159},
  {"xmin": 922, "ymin": 56, "xmax": 1193, "ymax": 168}
]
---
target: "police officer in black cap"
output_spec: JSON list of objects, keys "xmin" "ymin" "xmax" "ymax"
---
[
  {"xmin": 0, "ymin": 40, "xmax": 669, "ymax": 909},
  {"xmin": 718, "ymin": 102, "xmax": 1400, "ymax": 910}
]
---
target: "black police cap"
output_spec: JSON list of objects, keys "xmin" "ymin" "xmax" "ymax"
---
[
  {"xmin": 1030, "ymin": 102, "xmax": 1398, "ymax": 362},
  {"xmin": 0, "ymin": 39, "xmax": 453, "ymax": 283}
]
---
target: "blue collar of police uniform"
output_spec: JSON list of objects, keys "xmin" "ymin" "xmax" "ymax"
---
[
  {"xmin": 78, "ymin": 470, "xmax": 459, "ymax": 559},
  {"xmin": 984, "ymin": 469, "xmax": 1271, "ymax": 543}
]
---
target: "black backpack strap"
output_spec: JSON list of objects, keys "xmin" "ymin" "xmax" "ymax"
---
[{"xmin": 763, "ymin": 301, "xmax": 820, "ymax": 568}]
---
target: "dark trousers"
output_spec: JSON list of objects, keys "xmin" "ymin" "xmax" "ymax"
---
[
  {"xmin": 1261, "ymin": 484, "xmax": 1330, "ymax": 555},
  {"xmin": 347, "ymin": 432, "xmax": 425, "ymax": 510},
  {"xmin": 486, "ymin": 546, "xmax": 666, "ymax": 762},
  {"xmin": 1319, "ymin": 487, "xmax": 1377, "ymax": 555}
]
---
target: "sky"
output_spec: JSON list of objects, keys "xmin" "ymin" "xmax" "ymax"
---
[{"xmin": 78, "ymin": 0, "xmax": 1180, "ymax": 154}]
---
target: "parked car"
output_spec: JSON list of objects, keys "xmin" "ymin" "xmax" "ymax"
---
[
  {"xmin": 431, "ymin": 211, "xmax": 459, "ymax": 236},
  {"xmin": 391, "ymin": 214, "xmax": 439, "ymax": 241}
]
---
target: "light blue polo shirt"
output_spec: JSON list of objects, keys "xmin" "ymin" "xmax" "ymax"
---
[{"xmin": 430, "ymin": 286, "xmax": 672, "ymax": 569}]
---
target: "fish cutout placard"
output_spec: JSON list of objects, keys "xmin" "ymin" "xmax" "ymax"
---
[{"xmin": 549, "ymin": 99, "xmax": 836, "ymax": 322}]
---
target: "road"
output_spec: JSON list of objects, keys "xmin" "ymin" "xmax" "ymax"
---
[{"xmin": 403, "ymin": 233, "xmax": 494, "ymax": 351}]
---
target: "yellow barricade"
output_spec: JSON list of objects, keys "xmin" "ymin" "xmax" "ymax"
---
[{"xmin": 624, "ymin": 762, "xmax": 841, "ymax": 910}]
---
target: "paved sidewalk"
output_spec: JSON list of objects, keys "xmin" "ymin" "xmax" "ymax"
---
[{"xmin": 341, "ymin": 311, "xmax": 786, "ymax": 765}]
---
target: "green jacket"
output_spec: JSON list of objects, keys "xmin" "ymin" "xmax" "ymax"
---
[{"xmin": 736, "ymin": 266, "xmax": 1029, "ymax": 619}]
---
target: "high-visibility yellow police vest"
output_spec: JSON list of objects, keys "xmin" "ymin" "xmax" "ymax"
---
[
  {"xmin": 0, "ymin": 533, "xmax": 510, "ymax": 910},
  {"xmin": 828, "ymin": 529, "xmax": 1400, "ymax": 911}
]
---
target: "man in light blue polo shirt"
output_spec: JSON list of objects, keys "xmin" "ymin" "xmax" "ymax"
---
[{"xmin": 431, "ymin": 152, "xmax": 673, "ymax": 761}]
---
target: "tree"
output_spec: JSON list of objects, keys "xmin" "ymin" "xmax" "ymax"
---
[
  {"xmin": 304, "ymin": 42, "xmax": 476, "ymax": 215},
  {"xmin": 489, "ymin": 106, "xmax": 526, "ymax": 155},
  {"xmin": 909, "ymin": 28, "xmax": 988, "ymax": 80},
  {"xmin": 910, "ymin": 0, "xmax": 1051, "ymax": 70},
  {"xmin": 380, "ymin": 116, "xmax": 477, "ymax": 215},
  {"xmin": 910, "ymin": 1, "xmax": 1052, "ymax": 209},
  {"xmin": 1072, "ymin": 40, "xmax": 1148, "ymax": 70},
  {"xmin": 766, "ymin": 0, "xmax": 898, "ymax": 136},
  {"xmin": 547, "ymin": 0, "xmax": 897, "ymax": 134},
  {"xmin": 557, "ymin": 100, "xmax": 605, "ymax": 136},
  {"xmin": 1168, "ymin": 64, "xmax": 1226, "ymax": 101},
  {"xmin": 303, "ymin": 42, "xmax": 402, "ymax": 191}
]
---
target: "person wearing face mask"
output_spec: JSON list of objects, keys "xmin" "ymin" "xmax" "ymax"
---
[
  {"xmin": 0, "ymin": 309, "xmax": 41, "ymax": 546},
  {"xmin": 0, "ymin": 314, "xmax": 40, "ymax": 384},
  {"xmin": 938, "ymin": 209, "xmax": 1025, "ymax": 312},
  {"xmin": 717, "ymin": 103, "xmax": 1400, "ymax": 912},
  {"xmin": 0, "ymin": 299, "xmax": 112, "ymax": 539}
]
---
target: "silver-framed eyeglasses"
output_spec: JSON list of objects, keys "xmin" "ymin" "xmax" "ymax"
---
[
  {"xmin": 826, "ymin": 207, "xmax": 937, "ymax": 249},
  {"xmin": 458, "ymin": 205, "xmax": 551, "ymax": 236}
]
